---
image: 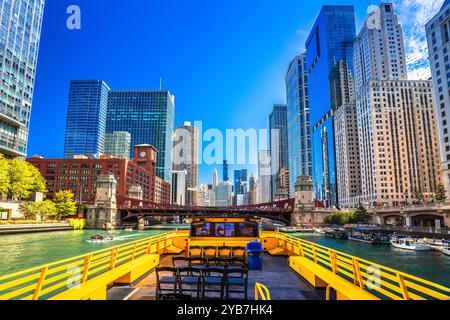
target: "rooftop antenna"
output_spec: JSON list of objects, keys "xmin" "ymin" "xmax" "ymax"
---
[{"xmin": 159, "ymin": 77, "xmax": 162, "ymax": 90}]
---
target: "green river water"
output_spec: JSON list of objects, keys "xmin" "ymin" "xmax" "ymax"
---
[
  {"xmin": 0, "ymin": 230, "xmax": 449, "ymax": 288},
  {"xmin": 295, "ymin": 233, "xmax": 450, "ymax": 287}
]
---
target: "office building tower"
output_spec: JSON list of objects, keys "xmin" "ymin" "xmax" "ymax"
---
[
  {"xmin": 172, "ymin": 170, "xmax": 187, "ymax": 205},
  {"xmin": 173, "ymin": 121, "xmax": 199, "ymax": 205},
  {"xmin": 306, "ymin": 5, "xmax": 356, "ymax": 207},
  {"xmin": 215, "ymin": 181, "xmax": 232, "ymax": 207},
  {"xmin": 269, "ymin": 104, "xmax": 289, "ymax": 201},
  {"xmin": 355, "ymin": 3, "xmax": 442, "ymax": 207},
  {"xmin": 426, "ymin": 0, "xmax": 450, "ymax": 200},
  {"xmin": 233, "ymin": 169, "xmax": 248, "ymax": 195},
  {"xmin": 106, "ymin": 90, "xmax": 175, "ymax": 181},
  {"xmin": 212, "ymin": 169, "xmax": 219, "ymax": 189},
  {"xmin": 330, "ymin": 60, "xmax": 361, "ymax": 208},
  {"xmin": 258, "ymin": 150, "xmax": 271, "ymax": 203},
  {"xmin": 223, "ymin": 160, "xmax": 229, "ymax": 181},
  {"xmin": 285, "ymin": 54, "xmax": 311, "ymax": 196},
  {"xmin": 64, "ymin": 80, "xmax": 110, "ymax": 158},
  {"xmin": 104, "ymin": 131, "xmax": 131, "ymax": 159},
  {"xmin": 0, "ymin": 0, "xmax": 45, "ymax": 157}
]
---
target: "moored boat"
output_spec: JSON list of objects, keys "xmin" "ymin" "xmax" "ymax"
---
[
  {"xmin": 325, "ymin": 227, "xmax": 348, "ymax": 240},
  {"xmin": 87, "ymin": 234, "xmax": 115, "ymax": 244},
  {"xmin": 443, "ymin": 240, "xmax": 450, "ymax": 256},
  {"xmin": 390, "ymin": 235, "xmax": 432, "ymax": 251}
]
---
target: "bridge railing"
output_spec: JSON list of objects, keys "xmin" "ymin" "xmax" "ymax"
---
[
  {"xmin": 275, "ymin": 232, "xmax": 450, "ymax": 300},
  {"xmin": 0, "ymin": 231, "xmax": 182, "ymax": 300}
]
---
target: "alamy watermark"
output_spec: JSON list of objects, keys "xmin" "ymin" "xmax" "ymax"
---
[{"xmin": 67, "ymin": 5, "xmax": 81, "ymax": 30}]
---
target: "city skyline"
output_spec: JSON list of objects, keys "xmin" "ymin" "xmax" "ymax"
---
[{"xmin": 26, "ymin": 0, "xmax": 445, "ymax": 187}]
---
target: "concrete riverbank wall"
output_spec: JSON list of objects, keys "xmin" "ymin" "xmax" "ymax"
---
[{"xmin": 0, "ymin": 223, "xmax": 72, "ymax": 235}]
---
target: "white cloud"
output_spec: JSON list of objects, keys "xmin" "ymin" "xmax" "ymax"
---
[{"xmin": 392, "ymin": 0, "xmax": 444, "ymax": 79}]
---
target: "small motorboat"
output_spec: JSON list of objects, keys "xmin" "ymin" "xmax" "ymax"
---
[
  {"xmin": 443, "ymin": 240, "xmax": 450, "ymax": 256},
  {"xmin": 87, "ymin": 234, "xmax": 116, "ymax": 243},
  {"xmin": 348, "ymin": 232, "xmax": 377, "ymax": 244},
  {"xmin": 390, "ymin": 235, "xmax": 432, "ymax": 251},
  {"xmin": 124, "ymin": 228, "xmax": 133, "ymax": 232},
  {"xmin": 313, "ymin": 227, "xmax": 326, "ymax": 235}
]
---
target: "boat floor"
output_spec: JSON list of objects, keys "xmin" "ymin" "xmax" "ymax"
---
[{"xmin": 107, "ymin": 253, "xmax": 323, "ymax": 301}]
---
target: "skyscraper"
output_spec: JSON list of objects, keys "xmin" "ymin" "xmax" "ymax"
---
[
  {"xmin": 215, "ymin": 181, "xmax": 232, "ymax": 207},
  {"xmin": 285, "ymin": 54, "xmax": 311, "ymax": 196},
  {"xmin": 0, "ymin": 0, "xmax": 45, "ymax": 157},
  {"xmin": 269, "ymin": 104, "xmax": 289, "ymax": 201},
  {"xmin": 104, "ymin": 131, "xmax": 131, "ymax": 159},
  {"xmin": 258, "ymin": 150, "xmax": 271, "ymax": 203},
  {"xmin": 426, "ymin": 0, "xmax": 450, "ymax": 200},
  {"xmin": 233, "ymin": 169, "xmax": 248, "ymax": 195},
  {"xmin": 64, "ymin": 80, "xmax": 110, "ymax": 158},
  {"xmin": 173, "ymin": 121, "xmax": 199, "ymax": 205},
  {"xmin": 106, "ymin": 90, "xmax": 175, "ymax": 181},
  {"xmin": 306, "ymin": 5, "xmax": 356, "ymax": 207},
  {"xmin": 172, "ymin": 170, "xmax": 187, "ymax": 205},
  {"xmin": 212, "ymin": 169, "xmax": 219, "ymax": 189},
  {"xmin": 331, "ymin": 60, "xmax": 361, "ymax": 208},
  {"xmin": 355, "ymin": 3, "xmax": 442, "ymax": 207},
  {"xmin": 223, "ymin": 160, "xmax": 229, "ymax": 182}
]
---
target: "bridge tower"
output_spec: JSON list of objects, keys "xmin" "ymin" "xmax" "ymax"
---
[
  {"xmin": 86, "ymin": 173, "xmax": 119, "ymax": 230},
  {"xmin": 292, "ymin": 175, "xmax": 317, "ymax": 225}
]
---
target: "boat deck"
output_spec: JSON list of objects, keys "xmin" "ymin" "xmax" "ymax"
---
[{"xmin": 106, "ymin": 253, "xmax": 323, "ymax": 301}]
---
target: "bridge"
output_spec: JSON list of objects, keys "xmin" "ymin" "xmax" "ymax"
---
[{"xmin": 118, "ymin": 196, "xmax": 299, "ymax": 224}]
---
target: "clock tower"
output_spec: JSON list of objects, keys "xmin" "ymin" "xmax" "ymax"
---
[{"xmin": 133, "ymin": 144, "xmax": 157, "ymax": 176}]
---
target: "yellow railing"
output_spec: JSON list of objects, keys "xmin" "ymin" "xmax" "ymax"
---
[
  {"xmin": 0, "ymin": 231, "xmax": 182, "ymax": 300},
  {"xmin": 254, "ymin": 282, "xmax": 271, "ymax": 300},
  {"xmin": 275, "ymin": 232, "xmax": 450, "ymax": 300}
]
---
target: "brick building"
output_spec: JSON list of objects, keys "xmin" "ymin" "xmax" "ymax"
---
[{"xmin": 27, "ymin": 145, "xmax": 171, "ymax": 204}]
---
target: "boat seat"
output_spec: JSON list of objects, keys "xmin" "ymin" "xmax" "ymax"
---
[{"xmin": 290, "ymin": 256, "xmax": 379, "ymax": 300}]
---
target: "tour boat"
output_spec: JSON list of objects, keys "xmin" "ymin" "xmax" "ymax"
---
[
  {"xmin": 348, "ymin": 232, "xmax": 377, "ymax": 244},
  {"xmin": 390, "ymin": 235, "xmax": 432, "ymax": 251},
  {"xmin": 443, "ymin": 240, "xmax": 450, "ymax": 256},
  {"xmin": 325, "ymin": 227, "xmax": 348, "ymax": 240},
  {"xmin": 279, "ymin": 226, "xmax": 315, "ymax": 233}
]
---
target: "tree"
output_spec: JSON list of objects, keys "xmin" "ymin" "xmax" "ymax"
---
[
  {"xmin": 349, "ymin": 205, "xmax": 372, "ymax": 224},
  {"xmin": 54, "ymin": 190, "xmax": 77, "ymax": 219},
  {"xmin": 36, "ymin": 200, "xmax": 57, "ymax": 220},
  {"xmin": 7, "ymin": 158, "xmax": 47, "ymax": 200},
  {"xmin": 414, "ymin": 189, "xmax": 424, "ymax": 204},
  {"xmin": 0, "ymin": 155, "xmax": 9, "ymax": 199},
  {"xmin": 324, "ymin": 212, "xmax": 349, "ymax": 225},
  {"xmin": 435, "ymin": 184, "xmax": 447, "ymax": 202},
  {"xmin": 18, "ymin": 202, "xmax": 37, "ymax": 220}
]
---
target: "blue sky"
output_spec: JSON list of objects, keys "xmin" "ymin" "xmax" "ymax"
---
[{"xmin": 28, "ymin": 0, "xmax": 442, "ymax": 186}]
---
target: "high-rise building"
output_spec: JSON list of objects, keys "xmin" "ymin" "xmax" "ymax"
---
[
  {"xmin": 233, "ymin": 169, "xmax": 248, "ymax": 195},
  {"xmin": 215, "ymin": 181, "xmax": 232, "ymax": 207},
  {"xmin": 331, "ymin": 59, "xmax": 361, "ymax": 208},
  {"xmin": 306, "ymin": 5, "xmax": 356, "ymax": 207},
  {"xmin": 285, "ymin": 54, "xmax": 311, "ymax": 196},
  {"xmin": 426, "ymin": 0, "xmax": 450, "ymax": 200},
  {"xmin": 355, "ymin": 3, "xmax": 442, "ymax": 207},
  {"xmin": 0, "ymin": 0, "xmax": 45, "ymax": 158},
  {"xmin": 106, "ymin": 90, "xmax": 175, "ymax": 181},
  {"xmin": 269, "ymin": 104, "xmax": 289, "ymax": 201},
  {"xmin": 258, "ymin": 150, "xmax": 271, "ymax": 203},
  {"xmin": 173, "ymin": 121, "xmax": 199, "ymax": 205},
  {"xmin": 223, "ymin": 160, "xmax": 229, "ymax": 181},
  {"xmin": 64, "ymin": 80, "xmax": 110, "ymax": 158},
  {"xmin": 212, "ymin": 169, "xmax": 219, "ymax": 189},
  {"xmin": 104, "ymin": 131, "xmax": 131, "ymax": 159},
  {"xmin": 172, "ymin": 170, "xmax": 187, "ymax": 205}
]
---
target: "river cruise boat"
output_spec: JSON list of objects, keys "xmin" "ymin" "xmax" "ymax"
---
[
  {"xmin": 348, "ymin": 228, "xmax": 391, "ymax": 245},
  {"xmin": 325, "ymin": 227, "xmax": 348, "ymax": 240},
  {"xmin": 390, "ymin": 234, "xmax": 432, "ymax": 251},
  {"xmin": 279, "ymin": 226, "xmax": 315, "ymax": 233}
]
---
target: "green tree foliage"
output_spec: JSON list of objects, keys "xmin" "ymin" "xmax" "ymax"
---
[
  {"xmin": 435, "ymin": 184, "xmax": 447, "ymax": 202},
  {"xmin": 324, "ymin": 206, "xmax": 371, "ymax": 225},
  {"xmin": 18, "ymin": 202, "xmax": 37, "ymax": 220},
  {"xmin": 54, "ymin": 190, "xmax": 77, "ymax": 218},
  {"xmin": 0, "ymin": 155, "xmax": 9, "ymax": 197},
  {"xmin": 36, "ymin": 200, "xmax": 57, "ymax": 219},
  {"xmin": 0, "ymin": 157, "xmax": 47, "ymax": 200}
]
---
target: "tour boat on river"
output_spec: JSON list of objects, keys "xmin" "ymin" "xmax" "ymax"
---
[
  {"xmin": 443, "ymin": 240, "xmax": 450, "ymax": 256},
  {"xmin": 390, "ymin": 235, "xmax": 432, "ymax": 251}
]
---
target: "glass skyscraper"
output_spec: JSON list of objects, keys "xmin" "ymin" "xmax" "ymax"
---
[
  {"xmin": 104, "ymin": 131, "xmax": 131, "ymax": 159},
  {"xmin": 285, "ymin": 54, "xmax": 310, "ymax": 197},
  {"xmin": 64, "ymin": 80, "xmax": 110, "ymax": 158},
  {"xmin": 305, "ymin": 5, "xmax": 356, "ymax": 207},
  {"xmin": 269, "ymin": 104, "xmax": 289, "ymax": 201},
  {"xmin": 106, "ymin": 90, "xmax": 175, "ymax": 181},
  {"xmin": 0, "ymin": 0, "xmax": 45, "ymax": 157}
]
